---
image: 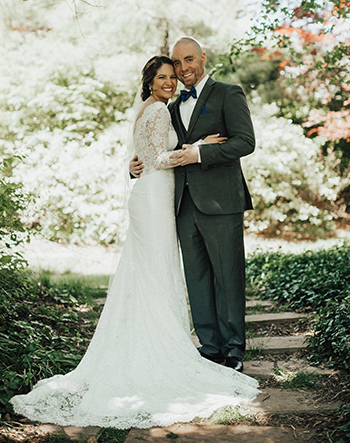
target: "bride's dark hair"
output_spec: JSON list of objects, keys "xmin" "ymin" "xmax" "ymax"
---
[{"xmin": 141, "ymin": 55, "xmax": 174, "ymax": 101}]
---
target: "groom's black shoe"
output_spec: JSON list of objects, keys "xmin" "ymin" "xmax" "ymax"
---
[
  {"xmin": 225, "ymin": 357, "xmax": 244, "ymax": 372},
  {"xmin": 198, "ymin": 348, "xmax": 226, "ymax": 364}
]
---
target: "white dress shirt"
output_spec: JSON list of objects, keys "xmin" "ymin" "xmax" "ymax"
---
[
  {"xmin": 180, "ymin": 74, "xmax": 209, "ymax": 130},
  {"xmin": 179, "ymin": 74, "xmax": 209, "ymax": 163}
]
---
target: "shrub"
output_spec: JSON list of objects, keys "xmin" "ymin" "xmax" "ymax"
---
[
  {"xmin": 0, "ymin": 64, "xmax": 132, "ymax": 245},
  {"xmin": 309, "ymin": 295, "xmax": 350, "ymax": 369},
  {"xmin": 0, "ymin": 156, "xmax": 32, "ymax": 271},
  {"xmin": 246, "ymin": 244, "xmax": 350, "ymax": 369},
  {"xmin": 242, "ymin": 99, "xmax": 347, "ymax": 240},
  {"xmin": 0, "ymin": 271, "xmax": 97, "ymax": 414}
]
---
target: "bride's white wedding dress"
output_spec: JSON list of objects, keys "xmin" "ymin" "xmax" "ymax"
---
[{"xmin": 10, "ymin": 102, "xmax": 259, "ymax": 429}]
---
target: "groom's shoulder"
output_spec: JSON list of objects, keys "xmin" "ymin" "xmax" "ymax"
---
[{"xmin": 211, "ymin": 78, "xmax": 243, "ymax": 94}]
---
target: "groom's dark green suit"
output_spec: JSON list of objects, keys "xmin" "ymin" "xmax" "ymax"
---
[{"xmin": 168, "ymin": 77, "xmax": 255, "ymax": 359}]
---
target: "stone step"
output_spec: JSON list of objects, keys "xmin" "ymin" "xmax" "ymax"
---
[
  {"xmin": 249, "ymin": 388, "xmax": 341, "ymax": 414},
  {"xmin": 125, "ymin": 424, "xmax": 315, "ymax": 442},
  {"xmin": 192, "ymin": 335, "xmax": 307, "ymax": 354},
  {"xmin": 38, "ymin": 387, "xmax": 340, "ymax": 442},
  {"xmin": 93, "ymin": 298, "xmax": 276, "ymax": 310},
  {"xmin": 247, "ymin": 335, "xmax": 307, "ymax": 354},
  {"xmin": 37, "ymin": 424, "xmax": 100, "ymax": 441},
  {"xmin": 245, "ymin": 312, "xmax": 309, "ymax": 325},
  {"xmin": 244, "ymin": 360, "xmax": 275, "ymax": 379},
  {"xmin": 244, "ymin": 359, "xmax": 337, "ymax": 379},
  {"xmin": 246, "ymin": 299, "xmax": 273, "ymax": 308}
]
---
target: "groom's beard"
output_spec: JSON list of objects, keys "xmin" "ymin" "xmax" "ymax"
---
[{"xmin": 179, "ymin": 64, "xmax": 206, "ymax": 88}]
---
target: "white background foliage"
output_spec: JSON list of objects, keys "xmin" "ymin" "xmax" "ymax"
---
[{"xmin": 0, "ymin": 0, "xmax": 345, "ymax": 244}]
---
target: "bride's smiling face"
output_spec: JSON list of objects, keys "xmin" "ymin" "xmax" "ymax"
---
[{"xmin": 151, "ymin": 64, "xmax": 177, "ymax": 103}]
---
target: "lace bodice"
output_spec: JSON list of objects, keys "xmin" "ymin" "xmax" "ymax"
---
[{"xmin": 133, "ymin": 102, "xmax": 178, "ymax": 176}]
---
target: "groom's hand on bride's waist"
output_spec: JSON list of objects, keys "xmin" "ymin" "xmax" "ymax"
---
[{"xmin": 130, "ymin": 155, "xmax": 144, "ymax": 178}]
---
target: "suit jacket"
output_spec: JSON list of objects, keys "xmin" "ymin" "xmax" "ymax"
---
[{"xmin": 168, "ymin": 77, "xmax": 255, "ymax": 216}]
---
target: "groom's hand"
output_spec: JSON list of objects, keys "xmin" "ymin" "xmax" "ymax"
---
[
  {"xmin": 170, "ymin": 145, "xmax": 199, "ymax": 166},
  {"xmin": 130, "ymin": 155, "xmax": 144, "ymax": 178}
]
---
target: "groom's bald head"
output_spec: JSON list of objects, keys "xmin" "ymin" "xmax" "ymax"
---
[{"xmin": 171, "ymin": 37, "xmax": 203, "ymax": 58}]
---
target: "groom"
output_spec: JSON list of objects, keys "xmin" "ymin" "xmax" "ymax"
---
[{"xmin": 132, "ymin": 37, "xmax": 255, "ymax": 372}]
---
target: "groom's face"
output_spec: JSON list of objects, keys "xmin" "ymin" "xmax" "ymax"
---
[{"xmin": 171, "ymin": 43, "xmax": 206, "ymax": 88}]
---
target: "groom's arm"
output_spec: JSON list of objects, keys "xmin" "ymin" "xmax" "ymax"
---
[
  {"xmin": 199, "ymin": 84, "xmax": 255, "ymax": 170},
  {"xmin": 130, "ymin": 155, "xmax": 144, "ymax": 178}
]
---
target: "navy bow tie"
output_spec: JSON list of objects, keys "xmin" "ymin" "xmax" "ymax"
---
[{"xmin": 180, "ymin": 85, "xmax": 197, "ymax": 102}]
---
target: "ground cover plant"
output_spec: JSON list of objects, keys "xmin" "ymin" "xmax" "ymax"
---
[
  {"xmin": 246, "ymin": 242, "xmax": 350, "ymax": 370},
  {"xmin": 0, "ymin": 269, "xmax": 102, "ymax": 415}
]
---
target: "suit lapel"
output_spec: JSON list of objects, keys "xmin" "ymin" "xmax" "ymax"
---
[
  {"xmin": 169, "ymin": 96, "xmax": 186, "ymax": 148},
  {"xmin": 186, "ymin": 77, "xmax": 215, "ymax": 140}
]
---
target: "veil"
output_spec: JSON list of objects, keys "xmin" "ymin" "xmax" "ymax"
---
[{"xmin": 107, "ymin": 85, "xmax": 143, "ymax": 291}]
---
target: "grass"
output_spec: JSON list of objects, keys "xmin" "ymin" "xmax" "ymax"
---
[
  {"xmin": 0, "ymin": 426, "xmax": 130, "ymax": 443},
  {"xmin": 0, "ymin": 267, "xmax": 106, "ymax": 414},
  {"xmin": 244, "ymin": 343, "xmax": 264, "ymax": 361},
  {"xmin": 209, "ymin": 405, "xmax": 258, "ymax": 425},
  {"xmin": 39, "ymin": 270, "xmax": 109, "ymax": 301},
  {"xmin": 274, "ymin": 368, "xmax": 323, "ymax": 390}
]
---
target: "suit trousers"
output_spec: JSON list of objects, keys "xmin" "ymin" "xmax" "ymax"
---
[{"xmin": 176, "ymin": 186, "xmax": 246, "ymax": 359}]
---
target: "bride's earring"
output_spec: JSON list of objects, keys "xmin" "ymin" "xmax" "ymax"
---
[{"xmin": 149, "ymin": 85, "xmax": 153, "ymax": 94}]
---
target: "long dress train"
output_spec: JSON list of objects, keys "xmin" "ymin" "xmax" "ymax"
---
[{"xmin": 10, "ymin": 101, "xmax": 259, "ymax": 429}]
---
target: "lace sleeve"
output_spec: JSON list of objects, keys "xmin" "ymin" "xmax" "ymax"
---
[{"xmin": 145, "ymin": 104, "xmax": 175, "ymax": 170}]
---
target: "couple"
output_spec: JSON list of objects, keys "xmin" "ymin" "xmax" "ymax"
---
[{"xmin": 10, "ymin": 37, "xmax": 258, "ymax": 429}]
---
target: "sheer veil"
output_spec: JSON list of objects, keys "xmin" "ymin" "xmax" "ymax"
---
[{"xmin": 108, "ymin": 85, "xmax": 143, "ymax": 290}]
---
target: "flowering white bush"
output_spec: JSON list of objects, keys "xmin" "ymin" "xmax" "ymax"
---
[
  {"xmin": 7, "ymin": 125, "xmax": 129, "ymax": 245},
  {"xmin": 0, "ymin": 57, "xmax": 132, "ymax": 245},
  {"xmin": 0, "ymin": 1, "xmax": 347, "ymax": 245},
  {"xmin": 242, "ymin": 98, "xmax": 346, "ymax": 239}
]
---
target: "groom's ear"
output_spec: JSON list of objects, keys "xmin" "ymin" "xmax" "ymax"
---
[{"xmin": 201, "ymin": 52, "xmax": 207, "ymax": 66}]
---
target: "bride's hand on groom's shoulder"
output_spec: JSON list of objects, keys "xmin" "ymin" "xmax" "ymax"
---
[{"xmin": 130, "ymin": 155, "xmax": 144, "ymax": 178}]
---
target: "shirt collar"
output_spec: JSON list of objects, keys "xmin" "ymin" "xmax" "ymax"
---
[
  {"xmin": 183, "ymin": 74, "xmax": 209, "ymax": 98},
  {"xmin": 194, "ymin": 74, "xmax": 209, "ymax": 97}
]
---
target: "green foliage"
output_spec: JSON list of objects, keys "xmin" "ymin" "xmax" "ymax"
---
[
  {"xmin": 0, "ymin": 269, "xmax": 99, "ymax": 414},
  {"xmin": 246, "ymin": 244, "xmax": 350, "ymax": 369},
  {"xmin": 0, "ymin": 156, "xmax": 32, "ymax": 271},
  {"xmin": 212, "ymin": 52, "xmax": 283, "ymax": 105},
  {"xmin": 217, "ymin": 1, "xmax": 350, "ymax": 220},
  {"xmin": 330, "ymin": 403, "xmax": 350, "ymax": 443},
  {"xmin": 247, "ymin": 244, "xmax": 350, "ymax": 309},
  {"xmin": 39, "ymin": 270, "xmax": 109, "ymax": 302},
  {"xmin": 97, "ymin": 428, "xmax": 130, "ymax": 443},
  {"xmin": 239, "ymin": 0, "xmax": 350, "ymax": 78},
  {"xmin": 309, "ymin": 294, "xmax": 350, "ymax": 369}
]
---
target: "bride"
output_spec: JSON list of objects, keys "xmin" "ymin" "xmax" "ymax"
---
[{"xmin": 10, "ymin": 55, "xmax": 259, "ymax": 429}]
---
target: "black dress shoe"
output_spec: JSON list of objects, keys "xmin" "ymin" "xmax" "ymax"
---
[
  {"xmin": 225, "ymin": 357, "xmax": 244, "ymax": 372},
  {"xmin": 198, "ymin": 348, "xmax": 226, "ymax": 364}
]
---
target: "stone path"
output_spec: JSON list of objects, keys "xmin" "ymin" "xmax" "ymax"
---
[
  {"xmin": 121, "ymin": 299, "xmax": 340, "ymax": 443},
  {"xmin": 125, "ymin": 424, "xmax": 316, "ymax": 442},
  {"xmin": 21, "ymin": 296, "xmax": 340, "ymax": 442}
]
